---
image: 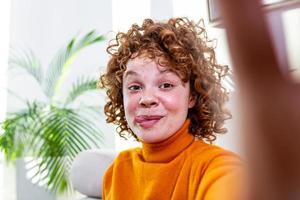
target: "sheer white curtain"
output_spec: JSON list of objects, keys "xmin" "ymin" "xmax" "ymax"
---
[{"xmin": 0, "ymin": 0, "xmax": 11, "ymax": 197}]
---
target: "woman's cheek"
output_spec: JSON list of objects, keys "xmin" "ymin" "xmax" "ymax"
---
[
  {"xmin": 124, "ymin": 93, "xmax": 139, "ymax": 115},
  {"xmin": 161, "ymin": 92, "xmax": 185, "ymax": 111}
]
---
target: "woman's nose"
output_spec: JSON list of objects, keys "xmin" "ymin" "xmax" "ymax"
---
[{"xmin": 139, "ymin": 89, "xmax": 158, "ymax": 107}]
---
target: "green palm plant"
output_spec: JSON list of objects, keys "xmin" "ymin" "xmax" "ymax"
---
[{"xmin": 0, "ymin": 31, "xmax": 105, "ymax": 194}]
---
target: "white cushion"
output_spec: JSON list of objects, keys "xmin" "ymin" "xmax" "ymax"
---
[{"xmin": 70, "ymin": 149, "xmax": 116, "ymax": 198}]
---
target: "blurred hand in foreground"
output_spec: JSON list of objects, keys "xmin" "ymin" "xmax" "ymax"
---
[{"xmin": 219, "ymin": 1, "xmax": 300, "ymax": 199}]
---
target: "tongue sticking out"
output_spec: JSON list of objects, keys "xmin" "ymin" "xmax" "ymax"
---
[{"xmin": 135, "ymin": 116, "xmax": 163, "ymax": 129}]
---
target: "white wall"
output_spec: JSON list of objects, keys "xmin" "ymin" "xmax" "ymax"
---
[
  {"xmin": 0, "ymin": 0, "xmax": 10, "ymax": 123},
  {"xmin": 283, "ymin": 8, "xmax": 300, "ymax": 79}
]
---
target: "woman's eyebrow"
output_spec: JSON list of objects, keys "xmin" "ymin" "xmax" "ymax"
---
[
  {"xmin": 123, "ymin": 70, "xmax": 139, "ymax": 79},
  {"xmin": 159, "ymin": 68, "xmax": 171, "ymax": 73},
  {"xmin": 157, "ymin": 69, "xmax": 174, "ymax": 75},
  {"xmin": 123, "ymin": 69, "xmax": 175, "ymax": 79},
  {"xmin": 159, "ymin": 69, "xmax": 179, "ymax": 77}
]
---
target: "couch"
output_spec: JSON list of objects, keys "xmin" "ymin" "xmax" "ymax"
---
[{"xmin": 70, "ymin": 149, "xmax": 116, "ymax": 200}]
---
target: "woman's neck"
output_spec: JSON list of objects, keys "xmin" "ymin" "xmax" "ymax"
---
[{"xmin": 141, "ymin": 119, "xmax": 194, "ymax": 163}]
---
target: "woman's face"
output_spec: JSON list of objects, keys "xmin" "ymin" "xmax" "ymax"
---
[{"xmin": 122, "ymin": 57, "xmax": 195, "ymax": 143}]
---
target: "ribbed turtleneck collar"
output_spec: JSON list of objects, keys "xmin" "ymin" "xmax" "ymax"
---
[{"xmin": 141, "ymin": 119, "xmax": 194, "ymax": 163}]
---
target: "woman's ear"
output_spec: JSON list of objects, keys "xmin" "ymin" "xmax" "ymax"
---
[{"xmin": 188, "ymin": 95, "xmax": 196, "ymax": 108}]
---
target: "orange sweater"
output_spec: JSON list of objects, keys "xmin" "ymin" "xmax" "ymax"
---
[{"xmin": 103, "ymin": 120, "xmax": 246, "ymax": 200}]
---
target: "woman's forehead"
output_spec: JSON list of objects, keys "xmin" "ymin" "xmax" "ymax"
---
[
  {"xmin": 125, "ymin": 57, "xmax": 171, "ymax": 73},
  {"xmin": 126, "ymin": 56, "xmax": 154, "ymax": 68},
  {"xmin": 124, "ymin": 56, "xmax": 186, "ymax": 80}
]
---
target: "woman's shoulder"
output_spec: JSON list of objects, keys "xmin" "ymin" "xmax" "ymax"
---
[
  {"xmin": 192, "ymin": 139, "xmax": 241, "ymax": 156},
  {"xmin": 187, "ymin": 140, "xmax": 247, "ymax": 199},
  {"xmin": 186, "ymin": 139, "xmax": 244, "ymax": 169}
]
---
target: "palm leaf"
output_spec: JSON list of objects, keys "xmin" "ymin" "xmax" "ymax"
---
[
  {"xmin": 9, "ymin": 47, "xmax": 43, "ymax": 85},
  {"xmin": 23, "ymin": 106, "xmax": 103, "ymax": 194},
  {"xmin": 0, "ymin": 101, "xmax": 44, "ymax": 161},
  {"xmin": 65, "ymin": 77, "xmax": 98, "ymax": 104},
  {"xmin": 42, "ymin": 31, "xmax": 104, "ymax": 100}
]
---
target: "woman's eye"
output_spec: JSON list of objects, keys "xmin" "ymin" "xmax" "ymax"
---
[
  {"xmin": 128, "ymin": 85, "xmax": 142, "ymax": 91},
  {"xmin": 159, "ymin": 83, "xmax": 173, "ymax": 89}
]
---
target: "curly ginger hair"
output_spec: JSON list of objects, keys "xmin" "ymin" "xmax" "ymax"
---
[{"xmin": 98, "ymin": 17, "xmax": 231, "ymax": 142}]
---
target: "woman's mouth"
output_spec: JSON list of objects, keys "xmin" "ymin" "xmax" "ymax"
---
[{"xmin": 134, "ymin": 115, "xmax": 164, "ymax": 129}]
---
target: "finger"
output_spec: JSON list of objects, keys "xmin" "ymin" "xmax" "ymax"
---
[{"xmin": 219, "ymin": 0, "xmax": 284, "ymax": 91}]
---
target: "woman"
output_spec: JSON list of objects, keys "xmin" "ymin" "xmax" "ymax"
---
[{"xmin": 99, "ymin": 17, "xmax": 246, "ymax": 200}]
